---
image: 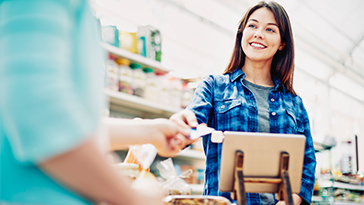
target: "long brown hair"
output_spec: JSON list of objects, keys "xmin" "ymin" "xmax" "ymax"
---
[{"xmin": 223, "ymin": 1, "xmax": 296, "ymax": 95}]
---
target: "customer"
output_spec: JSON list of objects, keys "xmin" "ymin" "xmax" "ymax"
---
[
  {"xmin": 0, "ymin": 0, "xmax": 192, "ymax": 205},
  {"xmin": 170, "ymin": 1, "xmax": 316, "ymax": 205}
]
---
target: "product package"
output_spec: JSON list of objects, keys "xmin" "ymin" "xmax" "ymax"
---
[
  {"xmin": 162, "ymin": 195, "xmax": 231, "ymax": 205},
  {"xmin": 157, "ymin": 158, "xmax": 192, "ymax": 196},
  {"xmin": 138, "ymin": 25, "xmax": 162, "ymax": 62},
  {"xmin": 124, "ymin": 144, "xmax": 157, "ymax": 172},
  {"xmin": 124, "ymin": 144, "xmax": 164, "ymax": 200},
  {"xmin": 101, "ymin": 25, "xmax": 119, "ymax": 47}
]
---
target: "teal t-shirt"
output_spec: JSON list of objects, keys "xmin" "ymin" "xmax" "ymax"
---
[{"xmin": 0, "ymin": 0, "xmax": 105, "ymax": 204}]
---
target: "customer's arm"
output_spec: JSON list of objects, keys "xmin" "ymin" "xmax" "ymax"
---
[
  {"xmin": 104, "ymin": 117, "xmax": 195, "ymax": 157},
  {"xmin": 39, "ymin": 137, "xmax": 160, "ymax": 205}
]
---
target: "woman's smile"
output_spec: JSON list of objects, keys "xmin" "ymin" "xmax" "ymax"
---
[{"xmin": 249, "ymin": 41, "xmax": 267, "ymax": 49}]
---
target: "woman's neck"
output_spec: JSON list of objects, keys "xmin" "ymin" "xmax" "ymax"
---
[{"xmin": 241, "ymin": 58, "xmax": 274, "ymax": 87}]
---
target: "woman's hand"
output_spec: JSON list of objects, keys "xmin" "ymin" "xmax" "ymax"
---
[
  {"xmin": 169, "ymin": 110, "xmax": 199, "ymax": 129},
  {"xmin": 275, "ymin": 194, "xmax": 302, "ymax": 205}
]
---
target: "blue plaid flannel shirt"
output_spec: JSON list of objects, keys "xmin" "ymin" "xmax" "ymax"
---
[{"xmin": 186, "ymin": 68, "xmax": 316, "ymax": 205}]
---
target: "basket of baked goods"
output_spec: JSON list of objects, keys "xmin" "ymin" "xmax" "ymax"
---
[{"xmin": 162, "ymin": 195, "xmax": 231, "ymax": 205}]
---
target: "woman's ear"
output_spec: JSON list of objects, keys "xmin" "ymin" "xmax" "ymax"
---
[{"xmin": 278, "ymin": 42, "xmax": 286, "ymax": 51}]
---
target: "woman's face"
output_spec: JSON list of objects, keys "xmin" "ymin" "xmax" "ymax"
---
[{"xmin": 241, "ymin": 8, "xmax": 284, "ymax": 63}]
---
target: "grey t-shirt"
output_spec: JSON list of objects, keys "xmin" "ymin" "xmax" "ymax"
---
[
  {"xmin": 243, "ymin": 79, "xmax": 273, "ymax": 133},
  {"xmin": 243, "ymin": 79, "xmax": 276, "ymax": 204}
]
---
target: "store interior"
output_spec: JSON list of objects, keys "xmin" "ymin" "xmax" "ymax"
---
[{"xmin": 89, "ymin": 0, "xmax": 364, "ymax": 204}]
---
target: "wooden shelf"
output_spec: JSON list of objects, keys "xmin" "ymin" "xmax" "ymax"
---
[
  {"xmin": 105, "ymin": 89, "xmax": 182, "ymax": 118},
  {"xmin": 101, "ymin": 42, "xmax": 170, "ymax": 74}
]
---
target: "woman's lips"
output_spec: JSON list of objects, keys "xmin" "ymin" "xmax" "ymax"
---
[{"xmin": 250, "ymin": 42, "xmax": 266, "ymax": 48}]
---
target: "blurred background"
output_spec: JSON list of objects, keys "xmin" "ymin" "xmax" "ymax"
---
[{"xmin": 89, "ymin": 0, "xmax": 364, "ymax": 203}]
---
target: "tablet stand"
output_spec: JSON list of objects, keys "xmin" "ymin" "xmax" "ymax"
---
[{"xmin": 232, "ymin": 150, "xmax": 294, "ymax": 205}]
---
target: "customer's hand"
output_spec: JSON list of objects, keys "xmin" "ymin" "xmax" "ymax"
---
[
  {"xmin": 147, "ymin": 118, "xmax": 195, "ymax": 157},
  {"xmin": 275, "ymin": 193, "xmax": 302, "ymax": 205}
]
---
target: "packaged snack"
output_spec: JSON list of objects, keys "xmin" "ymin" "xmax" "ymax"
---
[
  {"xmin": 162, "ymin": 195, "xmax": 231, "ymax": 205},
  {"xmin": 157, "ymin": 158, "xmax": 192, "ymax": 196},
  {"xmin": 143, "ymin": 67, "xmax": 158, "ymax": 102},
  {"xmin": 119, "ymin": 31, "xmax": 139, "ymax": 54},
  {"xmin": 155, "ymin": 72, "xmax": 170, "ymax": 105},
  {"xmin": 129, "ymin": 63, "xmax": 146, "ymax": 97},
  {"xmin": 106, "ymin": 54, "xmax": 119, "ymax": 91},
  {"xmin": 138, "ymin": 25, "xmax": 162, "ymax": 62},
  {"xmin": 101, "ymin": 25, "xmax": 119, "ymax": 47},
  {"xmin": 124, "ymin": 144, "xmax": 157, "ymax": 172},
  {"xmin": 123, "ymin": 144, "xmax": 163, "ymax": 200},
  {"xmin": 115, "ymin": 58, "xmax": 133, "ymax": 95}
]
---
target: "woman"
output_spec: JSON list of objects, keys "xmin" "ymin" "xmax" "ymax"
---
[
  {"xmin": 0, "ymin": 0, "xmax": 192, "ymax": 204},
  {"xmin": 170, "ymin": 1, "xmax": 316, "ymax": 205}
]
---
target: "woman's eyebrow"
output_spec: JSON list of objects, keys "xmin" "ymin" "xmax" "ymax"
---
[
  {"xmin": 248, "ymin": 19, "xmax": 259, "ymax": 22},
  {"xmin": 268, "ymin": 22, "xmax": 278, "ymax": 27},
  {"xmin": 248, "ymin": 19, "xmax": 278, "ymax": 27}
]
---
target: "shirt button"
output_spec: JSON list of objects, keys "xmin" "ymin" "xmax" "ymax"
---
[
  {"xmin": 270, "ymin": 98, "xmax": 275, "ymax": 102},
  {"xmin": 272, "ymin": 112, "xmax": 276, "ymax": 116},
  {"xmin": 221, "ymin": 105, "xmax": 225, "ymax": 109}
]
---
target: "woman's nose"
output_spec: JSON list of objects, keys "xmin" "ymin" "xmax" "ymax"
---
[{"xmin": 254, "ymin": 29, "xmax": 264, "ymax": 39}]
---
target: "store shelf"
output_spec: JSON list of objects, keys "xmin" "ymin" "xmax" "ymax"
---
[
  {"xmin": 177, "ymin": 149, "xmax": 205, "ymax": 161},
  {"xmin": 312, "ymin": 196, "xmax": 324, "ymax": 202},
  {"xmin": 313, "ymin": 141, "xmax": 335, "ymax": 153},
  {"xmin": 105, "ymin": 89, "xmax": 182, "ymax": 118},
  {"xmin": 319, "ymin": 181, "xmax": 364, "ymax": 191},
  {"xmin": 334, "ymin": 202, "xmax": 364, "ymax": 205},
  {"xmin": 101, "ymin": 42, "xmax": 170, "ymax": 74},
  {"xmin": 312, "ymin": 197, "xmax": 364, "ymax": 205}
]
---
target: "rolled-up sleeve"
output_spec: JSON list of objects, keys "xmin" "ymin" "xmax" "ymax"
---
[{"xmin": 0, "ymin": 1, "xmax": 98, "ymax": 163}]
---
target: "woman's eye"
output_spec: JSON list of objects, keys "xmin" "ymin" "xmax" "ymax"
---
[
  {"xmin": 267, "ymin": 28, "xmax": 275, "ymax": 32},
  {"xmin": 248, "ymin": 24, "xmax": 256, "ymax": 28}
]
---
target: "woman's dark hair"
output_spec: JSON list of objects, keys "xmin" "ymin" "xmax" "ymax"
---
[{"xmin": 223, "ymin": 1, "xmax": 296, "ymax": 95}]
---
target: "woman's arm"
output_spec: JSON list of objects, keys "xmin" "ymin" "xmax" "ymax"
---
[{"xmin": 169, "ymin": 75, "xmax": 215, "ymax": 135}]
